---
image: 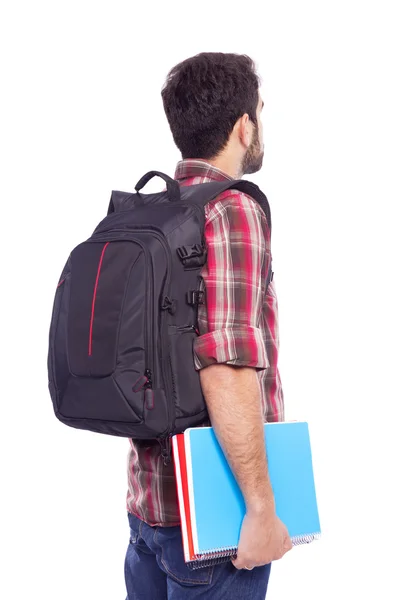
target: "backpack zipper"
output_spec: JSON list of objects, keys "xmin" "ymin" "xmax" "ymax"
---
[
  {"xmin": 89, "ymin": 227, "xmax": 174, "ymax": 435},
  {"xmin": 49, "ymin": 274, "xmax": 70, "ymax": 394},
  {"xmin": 87, "ymin": 233, "xmax": 156, "ymax": 389}
]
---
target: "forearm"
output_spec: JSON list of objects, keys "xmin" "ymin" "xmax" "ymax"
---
[{"xmin": 199, "ymin": 364, "xmax": 275, "ymax": 516}]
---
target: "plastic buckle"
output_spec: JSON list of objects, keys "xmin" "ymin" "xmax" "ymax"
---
[
  {"xmin": 177, "ymin": 244, "xmax": 204, "ymax": 262},
  {"xmin": 186, "ymin": 290, "xmax": 205, "ymax": 306}
]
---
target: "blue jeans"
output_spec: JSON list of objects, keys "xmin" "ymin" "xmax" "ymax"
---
[{"xmin": 124, "ymin": 512, "xmax": 271, "ymax": 599}]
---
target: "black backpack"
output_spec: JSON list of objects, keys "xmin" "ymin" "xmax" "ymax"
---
[{"xmin": 48, "ymin": 172, "xmax": 272, "ymax": 462}]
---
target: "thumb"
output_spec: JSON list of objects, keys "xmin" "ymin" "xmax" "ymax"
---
[{"xmin": 284, "ymin": 536, "xmax": 293, "ymax": 551}]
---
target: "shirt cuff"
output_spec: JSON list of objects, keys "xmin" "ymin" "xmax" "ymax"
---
[{"xmin": 193, "ymin": 326, "xmax": 270, "ymax": 371}]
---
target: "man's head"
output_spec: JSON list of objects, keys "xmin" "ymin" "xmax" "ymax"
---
[{"xmin": 162, "ymin": 53, "xmax": 264, "ymax": 177}]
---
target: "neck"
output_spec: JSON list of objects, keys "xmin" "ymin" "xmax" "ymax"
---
[{"xmin": 206, "ymin": 153, "xmax": 243, "ymax": 180}]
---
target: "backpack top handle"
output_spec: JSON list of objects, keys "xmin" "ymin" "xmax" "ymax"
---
[{"xmin": 135, "ymin": 171, "xmax": 181, "ymax": 203}]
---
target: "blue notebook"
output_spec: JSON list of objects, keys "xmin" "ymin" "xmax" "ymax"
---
[{"xmin": 172, "ymin": 422, "xmax": 320, "ymax": 568}]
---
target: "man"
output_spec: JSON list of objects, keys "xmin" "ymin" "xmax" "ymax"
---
[{"xmin": 124, "ymin": 52, "xmax": 292, "ymax": 600}]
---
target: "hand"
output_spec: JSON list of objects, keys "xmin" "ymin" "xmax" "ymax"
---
[{"xmin": 232, "ymin": 509, "xmax": 292, "ymax": 570}]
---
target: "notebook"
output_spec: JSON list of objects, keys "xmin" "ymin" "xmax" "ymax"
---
[{"xmin": 172, "ymin": 421, "xmax": 321, "ymax": 569}]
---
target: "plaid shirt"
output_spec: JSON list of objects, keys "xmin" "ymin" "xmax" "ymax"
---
[{"xmin": 126, "ymin": 160, "xmax": 285, "ymax": 526}]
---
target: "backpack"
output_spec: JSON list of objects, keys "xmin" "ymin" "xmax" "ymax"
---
[{"xmin": 48, "ymin": 171, "xmax": 273, "ymax": 463}]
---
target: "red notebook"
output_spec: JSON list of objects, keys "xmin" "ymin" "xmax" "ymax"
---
[{"xmin": 172, "ymin": 433, "xmax": 238, "ymax": 569}]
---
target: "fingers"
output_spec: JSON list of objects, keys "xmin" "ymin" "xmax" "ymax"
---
[
  {"xmin": 232, "ymin": 553, "xmax": 263, "ymax": 570},
  {"xmin": 232, "ymin": 542, "xmax": 291, "ymax": 569},
  {"xmin": 232, "ymin": 557, "xmax": 254, "ymax": 570},
  {"xmin": 231, "ymin": 557, "xmax": 244, "ymax": 570}
]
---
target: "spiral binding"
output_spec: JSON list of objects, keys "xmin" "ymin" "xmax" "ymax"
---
[
  {"xmin": 291, "ymin": 532, "xmax": 321, "ymax": 546},
  {"xmin": 187, "ymin": 532, "xmax": 320, "ymax": 570},
  {"xmin": 187, "ymin": 547, "xmax": 237, "ymax": 571}
]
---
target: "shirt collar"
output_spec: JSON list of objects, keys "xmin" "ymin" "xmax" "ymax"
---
[{"xmin": 174, "ymin": 159, "xmax": 233, "ymax": 182}]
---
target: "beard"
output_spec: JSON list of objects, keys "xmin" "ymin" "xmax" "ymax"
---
[{"xmin": 241, "ymin": 122, "xmax": 264, "ymax": 175}]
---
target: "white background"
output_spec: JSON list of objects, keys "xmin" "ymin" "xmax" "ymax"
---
[{"xmin": 1, "ymin": 1, "xmax": 399, "ymax": 598}]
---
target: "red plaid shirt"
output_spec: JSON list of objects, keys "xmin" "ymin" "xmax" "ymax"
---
[{"xmin": 126, "ymin": 160, "xmax": 285, "ymax": 526}]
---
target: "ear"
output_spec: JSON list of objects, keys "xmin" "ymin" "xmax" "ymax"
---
[{"xmin": 237, "ymin": 113, "xmax": 252, "ymax": 148}]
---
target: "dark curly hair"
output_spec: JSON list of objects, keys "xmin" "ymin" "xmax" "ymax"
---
[{"xmin": 161, "ymin": 53, "xmax": 260, "ymax": 159}]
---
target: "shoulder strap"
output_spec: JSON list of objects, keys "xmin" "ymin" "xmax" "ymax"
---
[
  {"xmin": 178, "ymin": 180, "xmax": 271, "ymax": 232},
  {"xmin": 179, "ymin": 180, "xmax": 274, "ymax": 287}
]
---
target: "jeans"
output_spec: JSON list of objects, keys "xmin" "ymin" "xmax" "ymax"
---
[{"xmin": 124, "ymin": 512, "xmax": 271, "ymax": 599}]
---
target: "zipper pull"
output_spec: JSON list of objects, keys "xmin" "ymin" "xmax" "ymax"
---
[
  {"xmin": 133, "ymin": 373, "xmax": 149, "ymax": 393},
  {"xmin": 143, "ymin": 369, "xmax": 154, "ymax": 410},
  {"xmin": 145, "ymin": 388, "xmax": 154, "ymax": 410},
  {"xmin": 159, "ymin": 436, "xmax": 172, "ymax": 466}
]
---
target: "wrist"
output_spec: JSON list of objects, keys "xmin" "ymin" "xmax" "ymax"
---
[{"xmin": 246, "ymin": 495, "xmax": 275, "ymax": 518}]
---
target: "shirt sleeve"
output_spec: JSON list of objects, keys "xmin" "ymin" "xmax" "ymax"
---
[{"xmin": 193, "ymin": 192, "xmax": 270, "ymax": 371}]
